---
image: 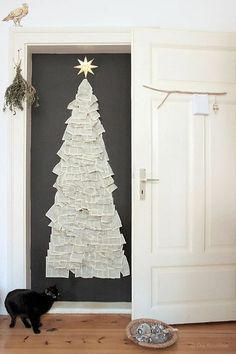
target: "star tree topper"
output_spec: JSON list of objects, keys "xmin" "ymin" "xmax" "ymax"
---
[{"xmin": 74, "ymin": 56, "xmax": 98, "ymax": 78}]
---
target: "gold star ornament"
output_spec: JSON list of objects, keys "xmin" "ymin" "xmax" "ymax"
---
[{"xmin": 74, "ymin": 56, "xmax": 98, "ymax": 78}]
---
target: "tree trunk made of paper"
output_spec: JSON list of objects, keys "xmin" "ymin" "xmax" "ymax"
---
[{"xmin": 45, "ymin": 79, "xmax": 130, "ymax": 279}]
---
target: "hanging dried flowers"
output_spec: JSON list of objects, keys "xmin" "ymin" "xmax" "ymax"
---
[{"xmin": 3, "ymin": 60, "xmax": 39, "ymax": 115}]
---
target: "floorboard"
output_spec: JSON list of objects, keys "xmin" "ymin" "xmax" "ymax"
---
[{"xmin": 0, "ymin": 314, "xmax": 236, "ymax": 354}]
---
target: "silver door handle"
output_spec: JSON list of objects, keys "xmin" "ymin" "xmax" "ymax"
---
[
  {"xmin": 141, "ymin": 177, "xmax": 160, "ymax": 182},
  {"xmin": 140, "ymin": 168, "xmax": 159, "ymax": 200}
]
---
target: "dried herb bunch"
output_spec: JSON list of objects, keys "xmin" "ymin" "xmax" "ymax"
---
[{"xmin": 3, "ymin": 61, "xmax": 39, "ymax": 115}]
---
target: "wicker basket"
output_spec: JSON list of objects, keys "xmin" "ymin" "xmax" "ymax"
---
[{"xmin": 126, "ymin": 318, "xmax": 178, "ymax": 349}]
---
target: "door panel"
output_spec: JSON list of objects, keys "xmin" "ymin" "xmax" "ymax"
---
[
  {"xmin": 152, "ymin": 102, "xmax": 191, "ymax": 251},
  {"xmin": 152, "ymin": 47, "xmax": 236, "ymax": 83},
  {"xmin": 132, "ymin": 28, "xmax": 236, "ymax": 323},
  {"xmin": 205, "ymin": 106, "xmax": 236, "ymax": 250}
]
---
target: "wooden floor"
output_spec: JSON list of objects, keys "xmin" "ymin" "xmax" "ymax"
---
[{"xmin": 0, "ymin": 314, "xmax": 236, "ymax": 354}]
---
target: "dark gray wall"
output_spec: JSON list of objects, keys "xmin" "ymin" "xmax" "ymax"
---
[{"xmin": 31, "ymin": 53, "xmax": 131, "ymax": 301}]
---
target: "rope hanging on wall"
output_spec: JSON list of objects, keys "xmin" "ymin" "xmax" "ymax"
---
[{"xmin": 143, "ymin": 85, "xmax": 227, "ymax": 109}]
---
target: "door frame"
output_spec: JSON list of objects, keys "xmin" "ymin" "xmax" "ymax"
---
[{"xmin": 7, "ymin": 27, "xmax": 132, "ymax": 314}]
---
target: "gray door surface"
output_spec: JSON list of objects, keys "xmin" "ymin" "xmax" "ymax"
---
[{"xmin": 31, "ymin": 53, "xmax": 131, "ymax": 301}]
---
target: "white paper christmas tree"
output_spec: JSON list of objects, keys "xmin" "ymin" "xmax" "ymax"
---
[{"xmin": 45, "ymin": 58, "xmax": 130, "ymax": 279}]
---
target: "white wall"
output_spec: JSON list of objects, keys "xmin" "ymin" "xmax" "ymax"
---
[{"xmin": 1, "ymin": 0, "xmax": 236, "ymax": 314}]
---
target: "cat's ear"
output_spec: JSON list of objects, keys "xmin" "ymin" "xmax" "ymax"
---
[
  {"xmin": 50, "ymin": 284, "xmax": 59, "ymax": 296},
  {"xmin": 45, "ymin": 288, "xmax": 57, "ymax": 299}
]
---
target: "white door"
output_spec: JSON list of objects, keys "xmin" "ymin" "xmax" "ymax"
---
[{"xmin": 132, "ymin": 28, "xmax": 236, "ymax": 323}]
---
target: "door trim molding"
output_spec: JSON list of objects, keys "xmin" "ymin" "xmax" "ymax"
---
[{"xmin": 7, "ymin": 27, "xmax": 132, "ymax": 314}]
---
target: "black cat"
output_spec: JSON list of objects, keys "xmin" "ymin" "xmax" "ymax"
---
[{"xmin": 4, "ymin": 285, "xmax": 59, "ymax": 334}]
